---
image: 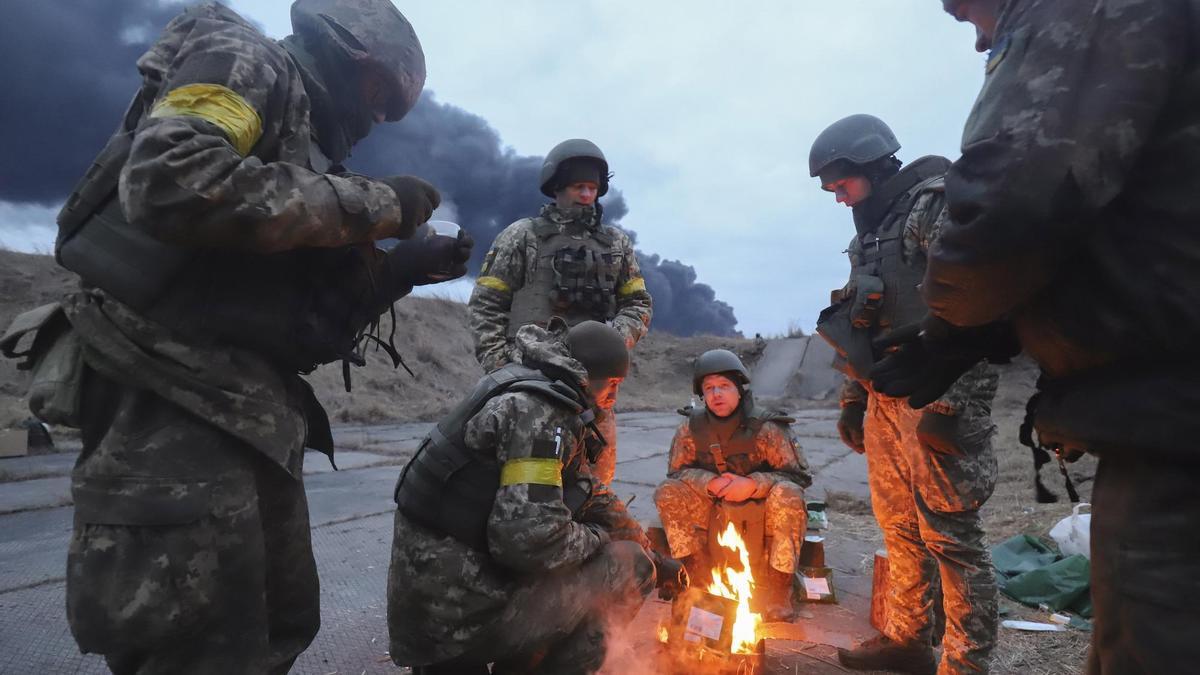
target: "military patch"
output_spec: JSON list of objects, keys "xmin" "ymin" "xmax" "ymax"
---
[{"xmin": 986, "ymin": 34, "xmax": 1011, "ymax": 74}]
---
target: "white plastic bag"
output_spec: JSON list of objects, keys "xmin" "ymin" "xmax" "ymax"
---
[{"xmin": 1049, "ymin": 503, "xmax": 1091, "ymax": 559}]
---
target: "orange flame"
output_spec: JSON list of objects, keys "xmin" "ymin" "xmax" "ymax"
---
[{"xmin": 706, "ymin": 521, "xmax": 762, "ymax": 654}]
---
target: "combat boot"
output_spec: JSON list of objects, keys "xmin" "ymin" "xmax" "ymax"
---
[
  {"xmin": 837, "ymin": 634, "xmax": 936, "ymax": 675},
  {"xmin": 758, "ymin": 568, "xmax": 796, "ymax": 622}
]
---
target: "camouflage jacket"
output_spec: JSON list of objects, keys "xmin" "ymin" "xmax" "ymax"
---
[
  {"xmin": 840, "ymin": 188, "xmax": 998, "ymax": 415},
  {"xmin": 388, "ymin": 324, "xmax": 645, "ymax": 665},
  {"xmin": 666, "ymin": 406, "xmax": 812, "ymax": 500},
  {"xmin": 926, "ymin": 0, "xmax": 1200, "ymax": 380},
  {"xmin": 119, "ymin": 2, "xmax": 404, "ymax": 252},
  {"xmin": 468, "ymin": 204, "xmax": 652, "ymax": 372}
]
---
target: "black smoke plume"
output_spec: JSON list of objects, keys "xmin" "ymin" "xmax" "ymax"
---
[{"xmin": 0, "ymin": 1, "xmax": 739, "ymax": 337}]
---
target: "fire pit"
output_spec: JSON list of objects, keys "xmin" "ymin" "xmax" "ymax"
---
[{"xmin": 657, "ymin": 522, "xmax": 767, "ymax": 674}]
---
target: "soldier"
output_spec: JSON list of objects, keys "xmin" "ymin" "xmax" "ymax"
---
[
  {"xmin": 810, "ymin": 115, "xmax": 1000, "ymax": 674},
  {"xmin": 10, "ymin": 2, "xmax": 471, "ymax": 672},
  {"xmin": 654, "ymin": 349, "xmax": 812, "ymax": 621},
  {"xmin": 872, "ymin": 2, "xmax": 1200, "ymax": 672},
  {"xmin": 468, "ymin": 139, "xmax": 653, "ymax": 485},
  {"xmin": 388, "ymin": 320, "xmax": 684, "ymax": 675}
]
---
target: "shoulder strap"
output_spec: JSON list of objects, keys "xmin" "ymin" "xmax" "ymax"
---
[{"xmin": 688, "ymin": 408, "xmax": 728, "ymax": 473}]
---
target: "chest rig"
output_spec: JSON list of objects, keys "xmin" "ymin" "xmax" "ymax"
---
[
  {"xmin": 507, "ymin": 215, "xmax": 622, "ymax": 337},
  {"xmin": 816, "ymin": 156, "xmax": 950, "ymax": 380},
  {"xmin": 685, "ymin": 404, "xmax": 794, "ymax": 476}
]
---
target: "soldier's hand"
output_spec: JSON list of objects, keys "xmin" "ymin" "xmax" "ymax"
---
[
  {"xmin": 718, "ymin": 474, "xmax": 757, "ymax": 503},
  {"xmin": 383, "ymin": 227, "xmax": 473, "ymax": 286},
  {"xmin": 706, "ymin": 474, "xmax": 733, "ymax": 497},
  {"xmin": 915, "ymin": 410, "xmax": 964, "ymax": 456},
  {"xmin": 651, "ymin": 552, "xmax": 690, "ymax": 600},
  {"xmin": 837, "ymin": 402, "xmax": 867, "ymax": 454},
  {"xmin": 380, "ymin": 175, "xmax": 441, "ymax": 238},
  {"xmin": 870, "ymin": 317, "xmax": 1008, "ymax": 409}
]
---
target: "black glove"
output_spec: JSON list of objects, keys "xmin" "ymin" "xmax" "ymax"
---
[
  {"xmin": 915, "ymin": 410, "xmax": 963, "ymax": 455},
  {"xmin": 870, "ymin": 317, "xmax": 1020, "ymax": 409},
  {"xmin": 382, "ymin": 228, "xmax": 474, "ymax": 287},
  {"xmin": 651, "ymin": 552, "xmax": 690, "ymax": 601},
  {"xmin": 380, "ymin": 175, "xmax": 441, "ymax": 235},
  {"xmin": 837, "ymin": 402, "xmax": 866, "ymax": 454}
]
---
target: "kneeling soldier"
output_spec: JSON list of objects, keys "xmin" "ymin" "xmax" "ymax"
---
[
  {"xmin": 655, "ymin": 349, "xmax": 812, "ymax": 621},
  {"xmin": 388, "ymin": 320, "xmax": 682, "ymax": 675}
]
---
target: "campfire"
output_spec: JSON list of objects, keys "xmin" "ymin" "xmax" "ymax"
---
[{"xmin": 658, "ymin": 522, "xmax": 766, "ymax": 674}]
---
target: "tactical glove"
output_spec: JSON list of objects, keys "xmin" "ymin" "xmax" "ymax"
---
[
  {"xmin": 651, "ymin": 551, "xmax": 690, "ymax": 601},
  {"xmin": 382, "ymin": 227, "xmax": 474, "ymax": 287},
  {"xmin": 837, "ymin": 402, "xmax": 867, "ymax": 454},
  {"xmin": 916, "ymin": 410, "xmax": 963, "ymax": 456},
  {"xmin": 870, "ymin": 317, "xmax": 1020, "ymax": 409},
  {"xmin": 380, "ymin": 175, "xmax": 441, "ymax": 236}
]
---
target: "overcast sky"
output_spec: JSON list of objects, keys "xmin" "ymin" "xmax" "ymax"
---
[{"xmin": 0, "ymin": 1, "xmax": 988, "ymax": 336}]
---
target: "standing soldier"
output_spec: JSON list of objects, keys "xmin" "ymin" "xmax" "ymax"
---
[
  {"xmin": 810, "ymin": 115, "xmax": 1000, "ymax": 674},
  {"xmin": 388, "ymin": 320, "xmax": 684, "ymax": 675},
  {"xmin": 874, "ymin": 1, "xmax": 1200, "ymax": 672},
  {"xmin": 0, "ymin": 1, "xmax": 470, "ymax": 672},
  {"xmin": 468, "ymin": 139, "xmax": 652, "ymax": 485},
  {"xmin": 654, "ymin": 349, "xmax": 812, "ymax": 621}
]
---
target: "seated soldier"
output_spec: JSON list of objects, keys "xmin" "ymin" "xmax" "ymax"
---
[
  {"xmin": 655, "ymin": 349, "xmax": 813, "ymax": 621},
  {"xmin": 388, "ymin": 320, "xmax": 684, "ymax": 675}
]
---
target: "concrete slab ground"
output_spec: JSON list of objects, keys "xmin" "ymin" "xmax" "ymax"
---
[{"xmin": 0, "ymin": 409, "xmax": 877, "ymax": 674}]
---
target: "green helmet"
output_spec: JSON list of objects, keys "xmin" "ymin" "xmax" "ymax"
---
[
  {"xmin": 808, "ymin": 114, "xmax": 901, "ymax": 182},
  {"xmin": 567, "ymin": 321, "xmax": 629, "ymax": 380},
  {"xmin": 539, "ymin": 139, "xmax": 610, "ymax": 198},
  {"xmin": 692, "ymin": 349, "xmax": 750, "ymax": 395},
  {"xmin": 291, "ymin": 0, "xmax": 426, "ymax": 122}
]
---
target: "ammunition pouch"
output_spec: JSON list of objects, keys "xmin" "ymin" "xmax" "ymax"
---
[
  {"xmin": 1, "ymin": 303, "xmax": 85, "ymax": 427},
  {"xmin": 549, "ymin": 245, "xmax": 618, "ymax": 318},
  {"xmin": 816, "ymin": 297, "xmax": 876, "ymax": 382},
  {"xmin": 850, "ymin": 274, "xmax": 885, "ymax": 328}
]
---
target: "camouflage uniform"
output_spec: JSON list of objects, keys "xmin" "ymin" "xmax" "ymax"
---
[
  {"xmin": 654, "ymin": 404, "xmax": 812, "ymax": 575},
  {"xmin": 388, "ymin": 325, "xmax": 654, "ymax": 673},
  {"xmin": 923, "ymin": 2, "xmax": 1200, "ymax": 671},
  {"xmin": 836, "ymin": 182, "xmax": 1000, "ymax": 674},
  {"xmin": 45, "ymin": 4, "xmax": 424, "ymax": 672},
  {"xmin": 468, "ymin": 203, "xmax": 653, "ymax": 484}
]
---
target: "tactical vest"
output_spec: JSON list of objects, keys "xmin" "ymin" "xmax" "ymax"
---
[
  {"xmin": 507, "ymin": 217, "xmax": 623, "ymax": 337},
  {"xmin": 684, "ymin": 403, "xmax": 795, "ymax": 476},
  {"xmin": 815, "ymin": 156, "xmax": 951, "ymax": 380},
  {"xmin": 394, "ymin": 364, "xmax": 594, "ymax": 552}
]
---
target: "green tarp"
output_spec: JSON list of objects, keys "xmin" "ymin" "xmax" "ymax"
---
[{"xmin": 992, "ymin": 535, "xmax": 1093, "ymax": 619}]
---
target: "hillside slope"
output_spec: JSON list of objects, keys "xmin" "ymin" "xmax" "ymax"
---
[{"xmin": 1, "ymin": 249, "xmax": 758, "ymax": 429}]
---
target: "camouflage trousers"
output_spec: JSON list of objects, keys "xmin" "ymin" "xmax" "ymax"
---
[
  {"xmin": 866, "ymin": 393, "xmax": 998, "ymax": 675},
  {"xmin": 654, "ymin": 478, "xmax": 808, "ymax": 574},
  {"xmin": 590, "ymin": 406, "xmax": 617, "ymax": 486},
  {"xmin": 1086, "ymin": 451, "xmax": 1200, "ymax": 675},
  {"xmin": 415, "ymin": 540, "xmax": 654, "ymax": 675},
  {"xmin": 66, "ymin": 370, "xmax": 319, "ymax": 675}
]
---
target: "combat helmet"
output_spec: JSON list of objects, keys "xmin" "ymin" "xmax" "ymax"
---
[
  {"xmin": 808, "ymin": 114, "xmax": 901, "ymax": 183},
  {"xmin": 539, "ymin": 139, "xmax": 610, "ymax": 197},
  {"xmin": 291, "ymin": 0, "xmax": 426, "ymax": 121},
  {"xmin": 568, "ymin": 321, "xmax": 629, "ymax": 380},
  {"xmin": 692, "ymin": 349, "xmax": 751, "ymax": 395}
]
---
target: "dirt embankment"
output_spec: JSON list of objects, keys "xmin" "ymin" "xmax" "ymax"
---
[{"xmin": 0, "ymin": 249, "xmax": 759, "ymax": 429}]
